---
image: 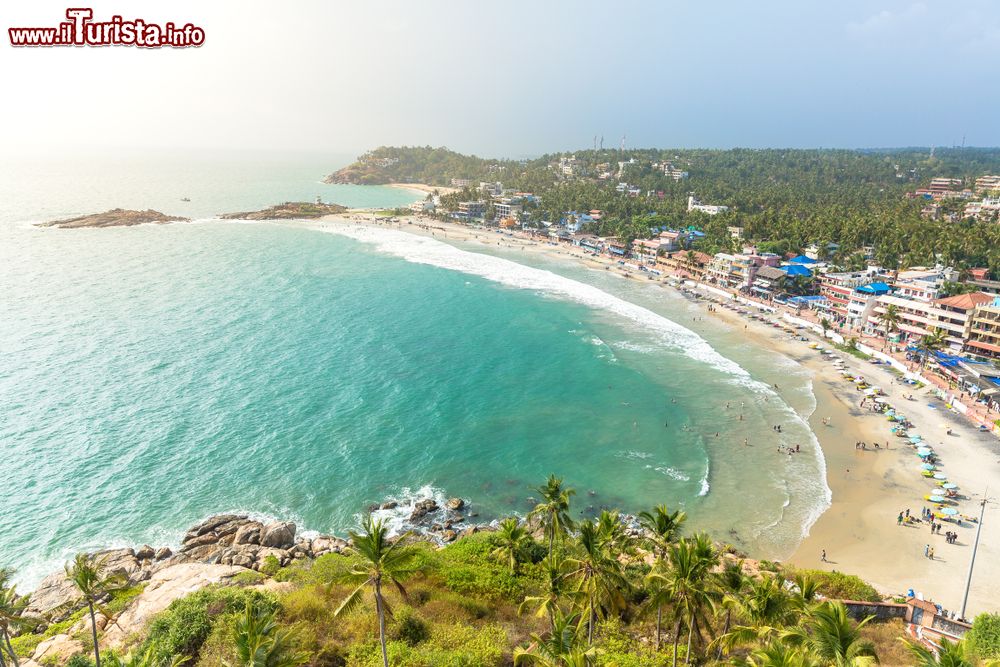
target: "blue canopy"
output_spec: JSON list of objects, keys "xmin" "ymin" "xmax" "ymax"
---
[
  {"xmin": 784, "ymin": 264, "xmax": 813, "ymax": 277},
  {"xmin": 789, "ymin": 255, "xmax": 818, "ymax": 264},
  {"xmin": 856, "ymin": 282, "xmax": 891, "ymax": 295}
]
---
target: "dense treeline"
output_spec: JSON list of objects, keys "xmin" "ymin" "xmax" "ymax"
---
[
  {"xmin": 335, "ymin": 146, "xmax": 1000, "ymax": 273},
  {"xmin": 7, "ymin": 476, "xmax": 1000, "ymax": 666}
]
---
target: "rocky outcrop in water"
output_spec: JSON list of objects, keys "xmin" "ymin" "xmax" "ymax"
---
[
  {"xmin": 39, "ymin": 208, "xmax": 189, "ymax": 228},
  {"xmin": 219, "ymin": 202, "xmax": 346, "ymax": 220}
]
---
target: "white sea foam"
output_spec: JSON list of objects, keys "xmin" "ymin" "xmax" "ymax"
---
[
  {"xmin": 364, "ymin": 484, "xmax": 453, "ymax": 537},
  {"xmin": 655, "ymin": 466, "xmax": 691, "ymax": 482},
  {"xmin": 316, "ymin": 224, "xmax": 763, "ymax": 387}
]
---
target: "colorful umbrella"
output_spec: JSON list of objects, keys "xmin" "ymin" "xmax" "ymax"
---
[
  {"xmin": 941, "ymin": 483, "xmax": 958, "ymax": 490},
  {"xmin": 934, "ymin": 473, "xmax": 947, "ymax": 480},
  {"xmin": 921, "ymin": 463, "xmax": 935, "ymax": 471},
  {"xmin": 941, "ymin": 508, "xmax": 959, "ymax": 516}
]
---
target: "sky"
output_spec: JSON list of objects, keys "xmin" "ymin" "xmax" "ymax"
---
[{"xmin": 2, "ymin": 0, "xmax": 999, "ymax": 158}]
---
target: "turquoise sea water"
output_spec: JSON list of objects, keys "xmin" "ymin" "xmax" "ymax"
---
[{"xmin": 0, "ymin": 152, "xmax": 828, "ymax": 587}]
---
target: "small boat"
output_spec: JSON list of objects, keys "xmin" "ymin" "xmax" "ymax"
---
[{"xmin": 180, "ymin": 197, "xmax": 191, "ymax": 202}]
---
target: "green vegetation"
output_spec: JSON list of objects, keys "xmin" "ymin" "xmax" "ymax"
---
[
  {"xmin": 6, "ymin": 477, "xmax": 994, "ymax": 666},
  {"xmin": 333, "ymin": 145, "xmax": 1000, "ymax": 272},
  {"xmin": 65, "ymin": 552, "xmax": 130, "ymax": 667},
  {"xmin": 967, "ymin": 613, "xmax": 1000, "ymax": 661}
]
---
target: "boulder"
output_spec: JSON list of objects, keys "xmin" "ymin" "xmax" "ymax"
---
[
  {"xmin": 154, "ymin": 547, "xmax": 173, "ymax": 561},
  {"xmin": 184, "ymin": 514, "xmax": 246, "ymax": 541},
  {"xmin": 255, "ymin": 547, "xmax": 291, "ymax": 568},
  {"xmin": 102, "ymin": 564, "xmax": 244, "ymax": 648},
  {"xmin": 446, "ymin": 497, "xmax": 465, "ymax": 511},
  {"xmin": 135, "ymin": 544, "xmax": 155, "ymax": 561},
  {"xmin": 380, "ymin": 501, "xmax": 398, "ymax": 510},
  {"xmin": 233, "ymin": 521, "xmax": 264, "ymax": 545},
  {"xmin": 32, "ymin": 634, "xmax": 84, "ymax": 664},
  {"xmin": 95, "ymin": 548, "xmax": 142, "ymax": 582},
  {"xmin": 442, "ymin": 530, "xmax": 458, "ymax": 542},
  {"xmin": 311, "ymin": 536, "xmax": 346, "ymax": 555},
  {"xmin": 24, "ymin": 572, "xmax": 80, "ymax": 619},
  {"xmin": 260, "ymin": 521, "xmax": 296, "ymax": 549},
  {"xmin": 409, "ymin": 499, "xmax": 439, "ymax": 521},
  {"xmin": 181, "ymin": 532, "xmax": 221, "ymax": 551}
]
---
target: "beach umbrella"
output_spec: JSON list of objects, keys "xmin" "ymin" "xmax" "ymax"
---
[
  {"xmin": 855, "ymin": 378, "xmax": 866, "ymax": 384},
  {"xmin": 910, "ymin": 436, "xmax": 924, "ymax": 444},
  {"xmin": 942, "ymin": 483, "xmax": 958, "ymax": 489},
  {"xmin": 928, "ymin": 495, "xmax": 945, "ymax": 503},
  {"xmin": 934, "ymin": 473, "xmax": 947, "ymax": 480},
  {"xmin": 922, "ymin": 471, "xmax": 934, "ymax": 477},
  {"xmin": 917, "ymin": 446, "xmax": 932, "ymax": 454},
  {"xmin": 941, "ymin": 508, "xmax": 959, "ymax": 516},
  {"xmin": 917, "ymin": 452, "xmax": 931, "ymax": 458},
  {"xmin": 921, "ymin": 463, "xmax": 935, "ymax": 471}
]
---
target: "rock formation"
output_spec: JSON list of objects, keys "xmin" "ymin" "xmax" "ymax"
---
[{"xmin": 39, "ymin": 209, "xmax": 189, "ymax": 228}]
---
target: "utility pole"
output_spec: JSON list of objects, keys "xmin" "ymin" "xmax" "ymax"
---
[{"xmin": 960, "ymin": 491, "xmax": 990, "ymax": 620}]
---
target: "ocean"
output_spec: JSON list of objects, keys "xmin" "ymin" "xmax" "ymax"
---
[{"xmin": 0, "ymin": 151, "xmax": 829, "ymax": 587}]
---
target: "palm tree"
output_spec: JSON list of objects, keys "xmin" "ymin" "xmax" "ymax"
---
[
  {"xmin": 103, "ymin": 647, "xmax": 189, "ymax": 667},
  {"xmin": 529, "ymin": 475, "xmax": 576, "ymax": 559},
  {"xmin": 492, "ymin": 517, "xmax": 531, "ymax": 573},
  {"xmin": 513, "ymin": 610, "xmax": 599, "ymax": 667},
  {"xmin": 334, "ymin": 516, "xmax": 422, "ymax": 667},
  {"xmin": 564, "ymin": 519, "xmax": 630, "ymax": 644},
  {"xmin": 732, "ymin": 641, "xmax": 820, "ymax": 667},
  {"xmin": 917, "ymin": 327, "xmax": 947, "ymax": 366},
  {"xmin": 519, "ymin": 554, "xmax": 574, "ymax": 633},
  {"xmin": 0, "ymin": 569, "xmax": 39, "ymax": 667},
  {"xmin": 879, "ymin": 304, "xmax": 900, "ymax": 337},
  {"xmin": 903, "ymin": 637, "xmax": 972, "ymax": 667},
  {"xmin": 647, "ymin": 534, "xmax": 719, "ymax": 666},
  {"xmin": 714, "ymin": 574, "xmax": 797, "ymax": 655},
  {"xmin": 712, "ymin": 559, "xmax": 747, "ymax": 661},
  {"xmin": 783, "ymin": 601, "xmax": 878, "ymax": 667},
  {"xmin": 637, "ymin": 505, "xmax": 687, "ymax": 649},
  {"xmin": 231, "ymin": 600, "xmax": 306, "ymax": 667},
  {"xmin": 65, "ymin": 553, "xmax": 128, "ymax": 667},
  {"xmin": 820, "ymin": 318, "xmax": 832, "ymax": 337}
]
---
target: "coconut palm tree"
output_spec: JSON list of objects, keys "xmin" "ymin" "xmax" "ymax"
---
[
  {"xmin": 492, "ymin": 517, "xmax": 531, "ymax": 573},
  {"xmin": 513, "ymin": 610, "xmax": 599, "ymax": 667},
  {"xmin": 564, "ymin": 519, "xmax": 630, "ymax": 644},
  {"xmin": 783, "ymin": 601, "xmax": 878, "ymax": 667},
  {"xmin": 647, "ymin": 534, "xmax": 719, "ymax": 666},
  {"xmin": 879, "ymin": 304, "xmax": 900, "ymax": 337},
  {"xmin": 334, "ymin": 516, "xmax": 422, "ymax": 667},
  {"xmin": 714, "ymin": 574, "xmax": 797, "ymax": 654},
  {"xmin": 519, "ymin": 554, "xmax": 575, "ymax": 633},
  {"xmin": 103, "ymin": 647, "xmax": 189, "ymax": 667},
  {"xmin": 732, "ymin": 641, "xmax": 821, "ymax": 667},
  {"xmin": 903, "ymin": 637, "xmax": 973, "ymax": 667},
  {"xmin": 65, "ymin": 553, "xmax": 128, "ymax": 667},
  {"xmin": 917, "ymin": 328, "xmax": 948, "ymax": 366},
  {"xmin": 637, "ymin": 505, "xmax": 687, "ymax": 649},
  {"xmin": 231, "ymin": 600, "xmax": 306, "ymax": 667},
  {"xmin": 529, "ymin": 475, "xmax": 576, "ymax": 559},
  {"xmin": 0, "ymin": 569, "xmax": 39, "ymax": 667},
  {"xmin": 712, "ymin": 559, "xmax": 748, "ymax": 661}
]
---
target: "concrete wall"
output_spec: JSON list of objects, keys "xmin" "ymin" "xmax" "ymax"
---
[{"xmin": 842, "ymin": 600, "xmax": 907, "ymax": 621}]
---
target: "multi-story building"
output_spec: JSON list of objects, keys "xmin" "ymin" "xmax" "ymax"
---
[
  {"xmin": 451, "ymin": 178, "xmax": 472, "ymax": 188},
  {"xmin": 494, "ymin": 199, "xmax": 522, "ymax": 221},
  {"xmin": 932, "ymin": 292, "xmax": 994, "ymax": 351},
  {"xmin": 706, "ymin": 253, "xmax": 738, "ymax": 288},
  {"xmin": 975, "ymin": 175, "xmax": 1000, "ymax": 193},
  {"xmin": 656, "ymin": 251, "xmax": 713, "ymax": 280},
  {"xmin": 818, "ymin": 272, "xmax": 875, "ymax": 326},
  {"xmin": 631, "ymin": 238, "xmax": 666, "ymax": 264},
  {"xmin": 663, "ymin": 163, "xmax": 689, "ymax": 181},
  {"xmin": 967, "ymin": 297, "xmax": 1000, "ymax": 359},
  {"xmin": 456, "ymin": 200, "xmax": 486, "ymax": 219},
  {"xmin": 687, "ymin": 195, "xmax": 729, "ymax": 215}
]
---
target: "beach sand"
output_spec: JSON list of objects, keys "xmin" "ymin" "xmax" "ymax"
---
[{"xmin": 316, "ymin": 213, "xmax": 1000, "ymax": 616}]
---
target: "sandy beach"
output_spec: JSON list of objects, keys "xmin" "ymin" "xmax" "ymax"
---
[
  {"xmin": 316, "ymin": 212, "xmax": 1000, "ymax": 616},
  {"xmin": 386, "ymin": 182, "xmax": 459, "ymax": 197}
]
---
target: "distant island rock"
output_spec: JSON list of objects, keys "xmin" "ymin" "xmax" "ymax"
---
[
  {"xmin": 219, "ymin": 201, "xmax": 347, "ymax": 220},
  {"xmin": 40, "ymin": 208, "xmax": 189, "ymax": 229}
]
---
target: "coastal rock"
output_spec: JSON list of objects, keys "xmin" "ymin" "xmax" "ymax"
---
[
  {"xmin": 154, "ymin": 547, "xmax": 172, "ymax": 560},
  {"xmin": 234, "ymin": 521, "xmax": 264, "ymax": 545},
  {"xmin": 219, "ymin": 202, "xmax": 346, "ymax": 220},
  {"xmin": 95, "ymin": 548, "xmax": 143, "ymax": 584},
  {"xmin": 102, "ymin": 563, "xmax": 245, "ymax": 648},
  {"xmin": 31, "ymin": 634, "xmax": 84, "ymax": 664},
  {"xmin": 409, "ymin": 499, "xmax": 439, "ymax": 521},
  {"xmin": 380, "ymin": 501, "xmax": 399, "ymax": 510},
  {"xmin": 185, "ymin": 514, "xmax": 247, "ymax": 541},
  {"xmin": 311, "ymin": 536, "xmax": 346, "ymax": 555},
  {"xmin": 446, "ymin": 497, "xmax": 465, "ymax": 511},
  {"xmin": 39, "ymin": 208, "xmax": 188, "ymax": 229},
  {"xmin": 442, "ymin": 530, "xmax": 458, "ymax": 542},
  {"xmin": 24, "ymin": 572, "xmax": 80, "ymax": 619},
  {"xmin": 135, "ymin": 544, "xmax": 155, "ymax": 561},
  {"xmin": 260, "ymin": 521, "xmax": 296, "ymax": 549}
]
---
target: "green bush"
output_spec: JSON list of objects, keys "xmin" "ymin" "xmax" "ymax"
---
[
  {"xmin": 597, "ymin": 617, "xmax": 674, "ymax": 666},
  {"xmin": 65, "ymin": 656, "xmax": 95, "ymax": 667},
  {"xmin": 259, "ymin": 554, "xmax": 281, "ymax": 577},
  {"xmin": 348, "ymin": 622, "xmax": 507, "ymax": 667},
  {"xmin": 140, "ymin": 586, "xmax": 277, "ymax": 662},
  {"xmin": 391, "ymin": 606, "xmax": 430, "ymax": 645},
  {"xmin": 967, "ymin": 612, "xmax": 1000, "ymax": 660},
  {"xmin": 10, "ymin": 608, "xmax": 87, "ymax": 658},
  {"xmin": 789, "ymin": 568, "xmax": 882, "ymax": 602}
]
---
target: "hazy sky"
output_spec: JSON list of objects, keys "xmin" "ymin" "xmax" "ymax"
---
[{"xmin": 2, "ymin": 0, "xmax": 999, "ymax": 157}]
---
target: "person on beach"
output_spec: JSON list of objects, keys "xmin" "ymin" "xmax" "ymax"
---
[
  {"xmin": 898, "ymin": 512, "xmax": 904, "ymax": 525},
  {"xmin": 928, "ymin": 547, "xmax": 935, "ymax": 560},
  {"xmin": 821, "ymin": 549, "xmax": 827, "ymax": 562},
  {"xmin": 924, "ymin": 544, "xmax": 930, "ymax": 558}
]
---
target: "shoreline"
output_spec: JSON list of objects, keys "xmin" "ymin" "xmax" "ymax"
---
[
  {"xmin": 313, "ymin": 212, "xmax": 1000, "ymax": 615},
  {"xmin": 386, "ymin": 182, "xmax": 459, "ymax": 197}
]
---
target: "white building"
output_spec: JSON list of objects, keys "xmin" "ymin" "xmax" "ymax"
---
[{"xmin": 687, "ymin": 195, "xmax": 729, "ymax": 215}]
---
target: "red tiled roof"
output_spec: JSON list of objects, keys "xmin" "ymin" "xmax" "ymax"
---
[
  {"xmin": 967, "ymin": 339, "xmax": 1000, "ymax": 354},
  {"xmin": 934, "ymin": 292, "xmax": 993, "ymax": 310}
]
